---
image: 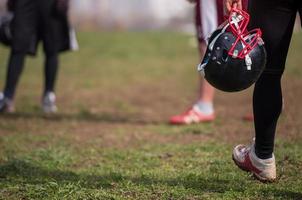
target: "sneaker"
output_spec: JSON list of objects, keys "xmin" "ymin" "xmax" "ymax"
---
[
  {"xmin": 0, "ymin": 93, "xmax": 15, "ymax": 113},
  {"xmin": 232, "ymin": 141, "xmax": 276, "ymax": 182},
  {"xmin": 169, "ymin": 107, "xmax": 215, "ymax": 125},
  {"xmin": 42, "ymin": 92, "xmax": 58, "ymax": 114},
  {"xmin": 242, "ymin": 113, "xmax": 254, "ymax": 121}
]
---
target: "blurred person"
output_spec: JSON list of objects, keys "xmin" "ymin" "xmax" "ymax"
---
[
  {"xmin": 170, "ymin": 0, "xmax": 248, "ymax": 125},
  {"xmin": 226, "ymin": 0, "xmax": 301, "ymax": 182},
  {"xmin": 0, "ymin": 0, "xmax": 76, "ymax": 113}
]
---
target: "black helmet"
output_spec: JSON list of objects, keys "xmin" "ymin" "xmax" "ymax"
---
[{"xmin": 198, "ymin": 8, "xmax": 266, "ymax": 92}]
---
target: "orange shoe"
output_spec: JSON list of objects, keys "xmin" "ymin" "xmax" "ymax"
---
[{"xmin": 169, "ymin": 107, "xmax": 215, "ymax": 125}]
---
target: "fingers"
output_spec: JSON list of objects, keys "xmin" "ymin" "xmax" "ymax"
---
[
  {"xmin": 236, "ymin": 0, "xmax": 243, "ymax": 10},
  {"xmin": 224, "ymin": 0, "xmax": 242, "ymax": 15},
  {"xmin": 225, "ymin": 0, "xmax": 233, "ymax": 14},
  {"xmin": 232, "ymin": 2, "xmax": 238, "ymax": 9}
]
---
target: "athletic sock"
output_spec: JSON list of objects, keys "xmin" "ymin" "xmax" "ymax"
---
[{"xmin": 193, "ymin": 101, "xmax": 214, "ymax": 115}]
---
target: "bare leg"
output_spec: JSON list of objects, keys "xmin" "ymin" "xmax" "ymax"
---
[
  {"xmin": 193, "ymin": 41, "xmax": 215, "ymax": 116},
  {"xmin": 169, "ymin": 41, "xmax": 215, "ymax": 125},
  {"xmin": 199, "ymin": 77, "xmax": 215, "ymax": 103},
  {"xmin": 197, "ymin": 42, "xmax": 215, "ymax": 103}
]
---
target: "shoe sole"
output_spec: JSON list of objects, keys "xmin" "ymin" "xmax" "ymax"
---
[
  {"xmin": 232, "ymin": 155, "xmax": 275, "ymax": 183},
  {"xmin": 170, "ymin": 117, "xmax": 215, "ymax": 125}
]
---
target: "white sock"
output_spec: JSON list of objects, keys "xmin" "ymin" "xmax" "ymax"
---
[{"xmin": 193, "ymin": 101, "xmax": 214, "ymax": 115}]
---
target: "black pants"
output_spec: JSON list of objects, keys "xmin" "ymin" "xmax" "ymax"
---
[
  {"xmin": 3, "ymin": 0, "xmax": 60, "ymax": 99},
  {"xmin": 248, "ymin": 0, "xmax": 302, "ymax": 159},
  {"xmin": 4, "ymin": 52, "xmax": 58, "ymax": 99}
]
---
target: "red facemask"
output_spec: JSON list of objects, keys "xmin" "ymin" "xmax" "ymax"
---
[{"xmin": 227, "ymin": 8, "xmax": 263, "ymax": 59}]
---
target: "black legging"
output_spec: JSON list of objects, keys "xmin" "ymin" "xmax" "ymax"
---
[
  {"xmin": 3, "ymin": 51, "xmax": 59, "ymax": 99},
  {"xmin": 44, "ymin": 53, "xmax": 59, "ymax": 94},
  {"xmin": 248, "ymin": 0, "xmax": 302, "ymax": 159}
]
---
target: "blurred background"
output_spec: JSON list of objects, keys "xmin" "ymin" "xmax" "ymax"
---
[
  {"xmin": 70, "ymin": 0, "xmax": 194, "ymax": 32},
  {"xmin": 0, "ymin": 0, "xmax": 195, "ymax": 32},
  {"xmin": 1, "ymin": 0, "xmax": 300, "ymax": 32}
]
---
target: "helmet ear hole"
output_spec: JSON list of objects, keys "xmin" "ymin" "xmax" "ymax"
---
[{"xmin": 222, "ymin": 49, "xmax": 229, "ymax": 62}]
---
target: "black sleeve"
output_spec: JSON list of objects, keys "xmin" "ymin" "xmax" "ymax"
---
[
  {"xmin": 7, "ymin": 0, "xmax": 16, "ymax": 12},
  {"xmin": 55, "ymin": 0, "xmax": 70, "ymax": 16}
]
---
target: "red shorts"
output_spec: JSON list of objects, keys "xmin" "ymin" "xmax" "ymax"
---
[{"xmin": 195, "ymin": 0, "xmax": 248, "ymax": 43}]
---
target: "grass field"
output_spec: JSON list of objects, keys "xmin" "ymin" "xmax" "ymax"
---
[{"xmin": 0, "ymin": 31, "xmax": 302, "ymax": 199}]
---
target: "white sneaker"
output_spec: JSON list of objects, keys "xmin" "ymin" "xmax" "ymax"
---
[
  {"xmin": 0, "ymin": 92, "xmax": 15, "ymax": 113},
  {"xmin": 42, "ymin": 92, "xmax": 58, "ymax": 114},
  {"xmin": 232, "ymin": 140, "xmax": 276, "ymax": 182}
]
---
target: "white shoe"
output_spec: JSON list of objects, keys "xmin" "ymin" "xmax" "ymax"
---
[
  {"xmin": 0, "ymin": 92, "xmax": 15, "ymax": 113},
  {"xmin": 232, "ymin": 140, "xmax": 276, "ymax": 182},
  {"xmin": 42, "ymin": 92, "xmax": 58, "ymax": 114}
]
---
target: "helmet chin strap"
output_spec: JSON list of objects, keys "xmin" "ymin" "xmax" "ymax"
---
[
  {"xmin": 230, "ymin": 12, "xmax": 243, "ymax": 32},
  {"xmin": 245, "ymin": 55, "xmax": 252, "ymax": 70},
  {"xmin": 197, "ymin": 63, "xmax": 206, "ymax": 76},
  {"xmin": 208, "ymin": 23, "xmax": 230, "ymax": 51},
  {"xmin": 198, "ymin": 21, "xmax": 231, "ymax": 74},
  {"xmin": 243, "ymin": 33, "xmax": 258, "ymax": 70},
  {"xmin": 198, "ymin": 16, "xmax": 244, "ymax": 74}
]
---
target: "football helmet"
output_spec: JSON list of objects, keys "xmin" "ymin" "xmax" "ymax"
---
[{"xmin": 198, "ymin": 8, "xmax": 266, "ymax": 92}]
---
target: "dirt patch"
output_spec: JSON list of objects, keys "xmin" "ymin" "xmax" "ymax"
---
[
  {"xmin": 0, "ymin": 72, "xmax": 301, "ymax": 149},
  {"xmin": 61, "ymin": 74, "xmax": 299, "ymax": 148}
]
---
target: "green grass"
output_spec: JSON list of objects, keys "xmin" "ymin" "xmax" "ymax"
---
[
  {"xmin": 1, "ymin": 136, "xmax": 302, "ymax": 200},
  {"xmin": 0, "ymin": 31, "xmax": 302, "ymax": 199}
]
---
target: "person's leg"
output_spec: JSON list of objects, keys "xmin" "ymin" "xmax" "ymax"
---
[
  {"xmin": 0, "ymin": 51, "xmax": 26, "ymax": 112},
  {"xmin": 44, "ymin": 52, "xmax": 59, "ymax": 94},
  {"xmin": 253, "ymin": 0, "xmax": 302, "ymax": 159},
  {"xmin": 232, "ymin": 0, "xmax": 297, "ymax": 181},
  {"xmin": 253, "ymin": 73, "xmax": 283, "ymax": 159},
  {"xmin": 38, "ymin": 0, "xmax": 60, "ymax": 95},
  {"xmin": 194, "ymin": 0, "xmax": 227, "ymax": 115},
  {"xmin": 250, "ymin": 0, "xmax": 296, "ymax": 159},
  {"xmin": 170, "ymin": 0, "xmax": 218, "ymax": 124},
  {"xmin": 3, "ymin": 0, "xmax": 36, "ymax": 99},
  {"xmin": 3, "ymin": 51, "xmax": 26, "ymax": 100},
  {"xmin": 39, "ymin": 0, "xmax": 60, "ymax": 113},
  {"xmin": 0, "ymin": 0, "xmax": 37, "ymax": 113},
  {"xmin": 198, "ymin": 79, "xmax": 215, "ymax": 103},
  {"xmin": 41, "ymin": 52, "xmax": 59, "ymax": 114},
  {"xmin": 43, "ymin": 52, "xmax": 59, "ymax": 113},
  {"xmin": 194, "ymin": 42, "xmax": 215, "ymax": 115}
]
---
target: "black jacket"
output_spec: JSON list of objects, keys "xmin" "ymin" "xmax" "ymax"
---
[{"xmin": 7, "ymin": 0, "xmax": 77, "ymax": 55}]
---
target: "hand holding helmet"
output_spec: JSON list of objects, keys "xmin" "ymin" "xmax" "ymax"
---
[{"xmin": 197, "ymin": 8, "xmax": 267, "ymax": 92}]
